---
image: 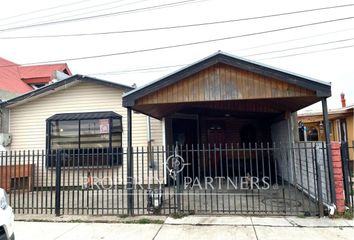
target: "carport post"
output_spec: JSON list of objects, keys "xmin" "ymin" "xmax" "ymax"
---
[
  {"xmin": 127, "ymin": 107, "xmax": 134, "ymax": 215},
  {"xmin": 321, "ymin": 97, "xmax": 336, "ymax": 205}
]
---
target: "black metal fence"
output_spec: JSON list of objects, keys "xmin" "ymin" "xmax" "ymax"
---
[
  {"xmin": 0, "ymin": 142, "xmax": 333, "ymax": 217},
  {"xmin": 341, "ymin": 142, "xmax": 354, "ymax": 212}
]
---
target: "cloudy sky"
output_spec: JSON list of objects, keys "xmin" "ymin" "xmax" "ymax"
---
[{"xmin": 0, "ymin": 0, "xmax": 353, "ymax": 111}]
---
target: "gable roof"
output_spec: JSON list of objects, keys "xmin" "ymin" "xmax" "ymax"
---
[
  {"xmin": 0, "ymin": 57, "xmax": 72, "ymax": 94},
  {"xmin": 0, "ymin": 57, "xmax": 33, "ymax": 94},
  {"xmin": 0, "ymin": 74, "xmax": 134, "ymax": 108},
  {"xmin": 123, "ymin": 51, "xmax": 331, "ymax": 107}
]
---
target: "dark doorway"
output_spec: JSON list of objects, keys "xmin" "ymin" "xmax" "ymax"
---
[
  {"xmin": 170, "ymin": 118, "xmax": 199, "ymax": 179},
  {"xmin": 340, "ymin": 119, "xmax": 348, "ymax": 142},
  {"xmin": 172, "ymin": 118, "xmax": 198, "ymax": 145}
]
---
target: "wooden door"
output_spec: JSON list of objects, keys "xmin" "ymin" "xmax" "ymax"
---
[{"xmin": 207, "ymin": 124, "xmax": 225, "ymax": 176}]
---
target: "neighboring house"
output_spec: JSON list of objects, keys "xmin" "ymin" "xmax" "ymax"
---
[
  {"xmin": 298, "ymin": 93, "xmax": 354, "ymax": 165},
  {"xmin": 0, "ymin": 74, "xmax": 163, "ymax": 151},
  {"xmin": 0, "ymin": 57, "xmax": 72, "ymax": 100}
]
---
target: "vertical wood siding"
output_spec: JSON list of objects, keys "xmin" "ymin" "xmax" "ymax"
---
[{"xmin": 136, "ymin": 64, "xmax": 316, "ymax": 105}]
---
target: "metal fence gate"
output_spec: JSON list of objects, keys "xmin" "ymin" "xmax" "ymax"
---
[{"xmin": 0, "ymin": 142, "xmax": 333, "ymax": 216}]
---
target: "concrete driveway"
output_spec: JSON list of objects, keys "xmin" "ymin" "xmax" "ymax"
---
[{"xmin": 14, "ymin": 216, "xmax": 354, "ymax": 240}]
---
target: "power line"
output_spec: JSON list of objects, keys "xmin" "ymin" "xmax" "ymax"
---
[
  {"xmin": 0, "ymin": 0, "xmax": 206, "ymax": 32},
  {"xmin": 257, "ymin": 44, "xmax": 354, "ymax": 60},
  {"xmin": 0, "ymin": 2, "xmax": 353, "ymax": 36},
  {"xmin": 89, "ymin": 43, "xmax": 354, "ymax": 76},
  {"xmin": 244, "ymin": 36, "xmax": 354, "ymax": 57},
  {"xmin": 0, "ymin": 0, "xmax": 148, "ymax": 28},
  {"xmin": 1, "ymin": 15, "xmax": 354, "ymax": 68},
  {"xmin": 89, "ymin": 38, "xmax": 354, "ymax": 75},
  {"xmin": 15, "ymin": 16, "xmax": 354, "ymax": 65},
  {"xmin": 35, "ymin": 0, "xmax": 150, "ymax": 26},
  {"xmin": 233, "ymin": 27, "xmax": 354, "ymax": 52},
  {"xmin": 89, "ymin": 64, "xmax": 186, "ymax": 75},
  {"xmin": 0, "ymin": 0, "xmax": 93, "ymax": 22}
]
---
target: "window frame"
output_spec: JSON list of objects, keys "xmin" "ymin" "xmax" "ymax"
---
[{"xmin": 46, "ymin": 112, "xmax": 123, "ymax": 167}]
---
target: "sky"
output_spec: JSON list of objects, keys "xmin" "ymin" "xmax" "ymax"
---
[{"xmin": 0, "ymin": 0, "xmax": 353, "ymax": 112}]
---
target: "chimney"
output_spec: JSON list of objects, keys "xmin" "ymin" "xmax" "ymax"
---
[{"xmin": 341, "ymin": 93, "xmax": 346, "ymax": 108}]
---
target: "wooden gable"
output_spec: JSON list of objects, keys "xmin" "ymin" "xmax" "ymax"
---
[{"xmin": 136, "ymin": 63, "xmax": 316, "ymax": 105}]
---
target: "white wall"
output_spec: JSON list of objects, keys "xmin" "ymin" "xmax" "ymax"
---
[{"xmin": 7, "ymin": 81, "xmax": 163, "ymax": 150}]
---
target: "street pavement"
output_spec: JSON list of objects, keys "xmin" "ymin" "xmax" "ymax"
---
[{"xmin": 14, "ymin": 215, "xmax": 354, "ymax": 240}]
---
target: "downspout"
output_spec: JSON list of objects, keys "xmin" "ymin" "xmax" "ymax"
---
[
  {"xmin": 127, "ymin": 107, "xmax": 134, "ymax": 215},
  {"xmin": 147, "ymin": 116, "xmax": 153, "ymax": 168},
  {"xmin": 147, "ymin": 116, "xmax": 152, "ymax": 143}
]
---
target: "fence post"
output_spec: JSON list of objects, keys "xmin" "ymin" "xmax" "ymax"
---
[
  {"xmin": 314, "ymin": 146, "xmax": 324, "ymax": 217},
  {"xmin": 340, "ymin": 142, "xmax": 351, "ymax": 206},
  {"xmin": 127, "ymin": 107, "xmax": 134, "ymax": 215},
  {"xmin": 175, "ymin": 145, "xmax": 181, "ymax": 212},
  {"xmin": 321, "ymin": 97, "xmax": 336, "ymax": 205},
  {"xmin": 55, "ymin": 150, "xmax": 62, "ymax": 216}
]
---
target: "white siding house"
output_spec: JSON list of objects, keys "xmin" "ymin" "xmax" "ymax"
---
[
  {"xmin": 1, "ymin": 75, "xmax": 163, "ymax": 151},
  {"xmin": 0, "ymin": 75, "xmax": 165, "ymax": 187}
]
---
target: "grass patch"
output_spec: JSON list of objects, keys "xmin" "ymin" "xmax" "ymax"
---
[
  {"xmin": 334, "ymin": 207, "xmax": 353, "ymax": 220},
  {"xmin": 124, "ymin": 218, "xmax": 164, "ymax": 224},
  {"xmin": 170, "ymin": 211, "xmax": 195, "ymax": 219},
  {"xmin": 342, "ymin": 208, "xmax": 353, "ymax": 220}
]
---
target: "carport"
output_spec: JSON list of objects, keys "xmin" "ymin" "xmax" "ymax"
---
[{"xmin": 122, "ymin": 52, "xmax": 335, "ymax": 215}]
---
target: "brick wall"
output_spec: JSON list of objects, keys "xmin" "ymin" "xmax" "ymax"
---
[{"xmin": 331, "ymin": 142, "xmax": 346, "ymax": 213}]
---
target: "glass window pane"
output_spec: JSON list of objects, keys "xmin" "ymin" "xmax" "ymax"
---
[
  {"xmin": 112, "ymin": 118, "xmax": 122, "ymax": 147},
  {"xmin": 51, "ymin": 120, "xmax": 79, "ymax": 150},
  {"xmin": 47, "ymin": 114, "xmax": 123, "ymax": 167},
  {"xmin": 112, "ymin": 118, "xmax": 122, "ymax": 132},
  {"xmin": 80, "ymin": 119, "xmax": 109, "ymax": 149}
]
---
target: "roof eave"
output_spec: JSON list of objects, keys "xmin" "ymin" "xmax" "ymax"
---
[
  {"xmin": 1, "ymin": 74, "xmax": 134, "ymax": 108},
  {"xmin": 122, "ymin": 52, "xmax": 331, "ymax": 107}
]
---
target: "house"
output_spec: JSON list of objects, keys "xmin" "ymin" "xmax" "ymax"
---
[
  {"xmin": 0, "ymin": 57, "xmax": 72, "ymax": 100},
  {"xmin": 1, "ymin": 52, "xmax": 348, "ymax": 216},
  {"xmin": 0, "ymin": 74, "xmax": 164, "ymax": 199},
  {"xmin": 298, "ymin": 93, "xmax": 354, "ymax": 168},
  {"xmin": 123, "ymin": 51, "xmax": 332, "ymax": 147},
  {"xmin": 0, "ymin": 74, "xmax": 163, "ymax": 151},
  {"xmin": 122, "ymin": 51, "xmax": 345, "ymax": 215}
]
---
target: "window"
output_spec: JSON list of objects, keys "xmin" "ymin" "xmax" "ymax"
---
[
  {"xmin": 46, "ymin": 112, "xmax": 123, "ymax": 167},
  {"xmin": 307, "ymin": 127, "xmax": 319, "ymax": 141}
]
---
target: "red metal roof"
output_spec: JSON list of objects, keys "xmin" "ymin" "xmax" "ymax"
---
[
  {"xmin": 0, "ymin": 57, "xmax": 71, "ymax": 94},
  {"xmin": 0, "ymin": 57, "xmax": 33, "ymax": 94},
  {"xmin": 19, "ymin": 63, "xmax": 71, "ymax": 84}
]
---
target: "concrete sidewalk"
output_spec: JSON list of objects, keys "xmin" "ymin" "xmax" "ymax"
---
[{"xmin": 14, "ymin": 215, "xmax": 354, "ymax": 240}]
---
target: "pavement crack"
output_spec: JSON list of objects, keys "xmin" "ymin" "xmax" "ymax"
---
[
  {"xmin": 284, "ymin": 217, "xmax": 297, "ymax": 227},
  {"xmin": 53, "ymin": 223, "xmax": 81, "ymax": 240},
  {"xmin": 250, "ymin": 218, "xmax": 259, "ymax": 240},
  {"xmin": 152, "ymin": 222, "xmax": 164, "ymax": 240}
]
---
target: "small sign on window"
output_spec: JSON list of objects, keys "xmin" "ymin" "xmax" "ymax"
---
[{"xmin": 99, "ymin": 119, "xmax": 109, "ymax": 133}]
